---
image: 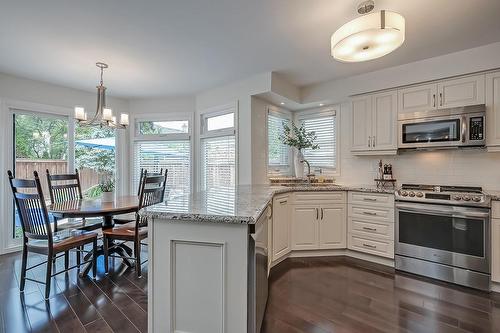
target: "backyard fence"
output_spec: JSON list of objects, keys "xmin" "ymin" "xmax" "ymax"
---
[{"xmin": 15, "ymin": 159, "xmax": 105, "ymax": 195}]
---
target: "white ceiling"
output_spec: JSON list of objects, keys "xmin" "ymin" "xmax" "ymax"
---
[{"xmin": 1, "ymin": 0, "xmax": 500, "ymax": 98}]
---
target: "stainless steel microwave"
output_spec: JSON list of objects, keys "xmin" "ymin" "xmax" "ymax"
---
[{"xmin": 398, "ymin": 104, "xmax": 485, "ymax": 149}]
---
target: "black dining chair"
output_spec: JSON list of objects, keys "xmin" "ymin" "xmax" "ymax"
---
[
  {"xmin": 103, "ymin": 170, "xmax": 168, "ymax": 277},
  {"xmin": 8, "ymin": 170, "xmax": 98, "ymax": 299},
  {"xmin": 46, "ymin": 169, "xmax": 103, "ymax": 232},
  {"xmin": 113, "ymin": 168, "xmax": 164, "ymax": 225}
]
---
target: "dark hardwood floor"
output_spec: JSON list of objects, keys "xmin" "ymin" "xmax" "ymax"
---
[
  {"xmin": 0, "ymin": 247, "xmax": 148, "ymax": 333},
  {"xmin": 2, "ymin": 251, "xmax": 500, "ymax": 333},
  {"xmin": 262, "ymin": 257, "xmax": 500, "ymax": 333}
]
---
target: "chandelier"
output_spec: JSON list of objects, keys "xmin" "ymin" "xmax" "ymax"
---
[
  {"xmin": 331, "ymin": 1, "xmax": 405, "ymax": 62},
  {"xmin": 74, "ymin": 62, "xmax": 129, "ymax": 129}
]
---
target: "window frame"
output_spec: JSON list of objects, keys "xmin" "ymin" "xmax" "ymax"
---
[
  {"xmin": 131, "ymin": 112, "xmax": 194, "ymax": 195},
  {"xmin": 295, "ymin": 106, "xmax": 340, "ymax": 176},
  {"xmin": 266, "ymin": 105, "xmax": 292, "ymax": 177},
  {"xmin": 198, "ymin": 102, "xmax": 238, "ymax": 191}
]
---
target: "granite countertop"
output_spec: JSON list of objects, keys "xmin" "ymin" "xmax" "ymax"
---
[{"xmin": 141, "ymin": 184, "xmax": 396, "ymax": 225}]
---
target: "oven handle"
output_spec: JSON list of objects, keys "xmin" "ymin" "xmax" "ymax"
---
[{"xmin": 396, "ymin": 203, "xmax": 490, "ymax": 219}]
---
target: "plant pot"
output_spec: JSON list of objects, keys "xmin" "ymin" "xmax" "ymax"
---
[
  {"xmin": 294, "ymin": 149, "xmax": 304, "ymax": 178},
  {"xmin": 101, "ymin": 191, "xmax": 115, "ymax": 202}
]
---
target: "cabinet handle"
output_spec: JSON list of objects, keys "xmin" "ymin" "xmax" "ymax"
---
[
  {"xmin": 362, "ymin": 243, "xmax": 377, "ymax": 249},
  {"xmin": 368, "ymin": 136, "xmax": 371, "ymax": 148},
  {"xmin": 316, "ymin": 208, "xmax": 319, "ymax": 220},
  {"xmin": 440, "ymin": 92, "xmax": 443, "ymax": 106},
  {"xmin": 363, "ymin": 198, "xmax": 377, "ymax": 202},
  {"xmin": 372, "ymin": 136, "xmax": 376, "ymax": 147},
  {"xmin": 363, "ymin": 211, "xmax": 377, "ymax": 216},
  {"xmin": 320, "ymin": 208, "xmax": 324, "ymax": 220},
  {"xmin": 433, "ymin": 94, "xmax": 436, "ymax": 107},
  {"xmin": 279, "ymin": 200, "xmax": 287, "ymax": 204},
  {"xmin": 362, "ymin": 226, "xmax": 377, "ymax": 231}
]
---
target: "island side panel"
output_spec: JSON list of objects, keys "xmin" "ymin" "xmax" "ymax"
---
[{"xmin": 149, "ymin": 218, "xmax": 249, "ymax": 333}]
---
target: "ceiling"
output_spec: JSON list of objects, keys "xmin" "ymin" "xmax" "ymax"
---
[{"xmin": 1, "ymin": 0, "xmax": 500, "ymax": 98}]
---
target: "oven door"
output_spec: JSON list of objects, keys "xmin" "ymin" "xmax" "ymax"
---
[
  {"xmin": 395, "ymin": 202, "xmax": 490, "ymax": 273},
  {"xmin": 399, "ymin": 115, "xmax": 464, "ymax": 149}
]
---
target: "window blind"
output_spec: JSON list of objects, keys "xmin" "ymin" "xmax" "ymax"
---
[
  {"xmin": 268, "ymin": 113, "xmax": 291, "ymax": 174},
  {"xmin": 133, "ymin": 140, "xmax": 191, "ymax": 211},
  {"xmin": 300, "ymin": 115, "xmax": 336, "ymax": 170},
  {"xmin": 201, "ymin": 135, "xmax": 236, "ymax": 190}
]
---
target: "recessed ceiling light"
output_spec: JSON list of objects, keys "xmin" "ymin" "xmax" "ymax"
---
[
  {"xmin": 280, "ymin": 102, "xmax": 285, "ymax": 105},
  {"xmin": 319, "ymin": 103, "xmax": 324, "ymax": 106},
  {"xmin": 331, "ymin": 1, "xmax": 405, "ymax": 63}
]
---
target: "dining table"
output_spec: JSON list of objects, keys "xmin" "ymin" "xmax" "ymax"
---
[{"xmin": 47, "ymin": 195, "xmax": 140, "ymax": 276}]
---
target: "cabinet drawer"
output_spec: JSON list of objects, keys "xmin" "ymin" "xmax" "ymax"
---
[
  {"xmin": 349, "ymin": 218, "xmax": 394, "ymax": 239},
  {"xmin": 349, "ymin": 205, "xmax": 394, "ymax": 223},
  {"xmin": 293, "ymin": 191, "xmax": 345, "ymax": 204},
  {"xmin": 348, "ymin": 233, "xmax": 394, "ymax": 258},
  {"xmin": 348, "ymin": 192, "xmax": 394, "ymax": 207}
]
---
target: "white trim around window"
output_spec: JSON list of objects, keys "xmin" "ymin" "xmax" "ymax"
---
[
  {"xmin": 130, "ymin": 112, "xmax": 194, "ymax": 196},
  {"xmin": 295, "ymin": 105, "xmax": 340, "ymax": 177},
  {"xmin": 266, "ymin": 105, "xmax": 292, "ymax": 177},
  {"xmin": 198, "ymin": 101, "xmax": 238, "ymax": 191}
]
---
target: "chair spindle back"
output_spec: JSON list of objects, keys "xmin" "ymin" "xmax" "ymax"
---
[{"xmin": 46, "ymin": 169, "xmax": 83, "ymax": 204}]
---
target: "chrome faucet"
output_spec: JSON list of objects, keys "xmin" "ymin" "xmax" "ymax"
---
[{"xmin": 300, "ymin": 158, "xmax": 315, "ymax": 183}]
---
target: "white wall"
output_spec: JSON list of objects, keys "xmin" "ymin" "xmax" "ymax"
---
[
  {"xmin": 302, "ymin": 42, "xmax": 500, "ymax": 104},
  {"xmin": 0, "ymin": 72, "xmax": 129, "ymax": 254}
]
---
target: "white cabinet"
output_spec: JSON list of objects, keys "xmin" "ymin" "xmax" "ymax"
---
[
  {"xmin": 438, "ymin": 75, "xmax": 485, "ymax": 108},
  {"xmin": 398, "ymin": 83, "xmax": 437, "ymax": 114},
  {"xmin": 398, "ymin": 74, "xmax": 485, "ymax": 115},
  {"xmin": 351, "ymin": 96, "xmax": 372, "ymax": 152},
  {"xmin": 491, "ymin": 202, "xmax": 500, "ymax": 283},
  {"xmin": 291, "ymin": 206, "xmax": 319, "ymax": 250},
  {"xmin": 486, "ymin": 71, "xmax": 500, "ymax": 150},
  {"xmin": 290, "ymin": 192, "xmax": 347, "ymax": 251},
  {"xmin": 272, "ymin": 194, "xmax": 291, "ymax": 261},
  {"xmin": 319, "ymin": 205, "xmax": 346, "ymax": 249},
  {"xmin": 347, "ymin": 192, "xmax": 395, "ymax": 259},
  {"xmin": 351, "ymin": 91, "xmax": 397, "ymax": 155}
]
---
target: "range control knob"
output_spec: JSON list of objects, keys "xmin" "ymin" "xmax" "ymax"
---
[
  {"xmin": 462, "ymin": 196, "xmax": 471, "ymax": 201},
  {"xmin": 416, "ymin": 192, "xmax": 424, "ymax": 198},
  {"xmin": 400, "ymin": 190, "xmax": 408, "ymax": 197},
  {"xmin": 453, "ymin": 195, "xmax": 462, "ymax": 200},
  {"xmin": 472, "ymin": 196, "xmax": 481, "ymax": 202},
  {"xmin": 409, "ymin": 191, "xmax": 415, "ymax": 197}
]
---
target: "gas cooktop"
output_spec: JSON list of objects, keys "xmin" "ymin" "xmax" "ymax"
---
[{"xmin": 395, "ymin": 183, "xmax": 490, "ymax": 207}]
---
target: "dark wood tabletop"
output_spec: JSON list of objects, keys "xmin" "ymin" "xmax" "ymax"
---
[{"xmin": 47, "ymin": 195, "xmax": 139, "ymax": 220}]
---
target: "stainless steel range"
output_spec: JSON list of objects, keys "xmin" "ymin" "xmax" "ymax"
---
[{"xmin": 395, "ymin": 184, "xmax": 491, "ymax": 291}]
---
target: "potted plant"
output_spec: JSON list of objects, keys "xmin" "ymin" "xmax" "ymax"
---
[
  {"xmin": 280, "ymin": 122, "xmax": 319, "ymax": 178},
  {"xmin": 99, "ymin": 178, "xmax": 115, "ymax": 202}
]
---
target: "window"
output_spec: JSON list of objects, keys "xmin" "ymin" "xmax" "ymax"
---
[
  {"xmin": 298, "ymin": 109, "xmax": 337, "ymax": 173},
  {"xmin": 133, "ymin": 116, "xmax": 192, "ymax": 210},
  {"xmin": 200, "ymin": 103, "xmax": 237, "ymax": 190},
  {"xmin": 267, "ymin": 108, "xmax": 291, "ymax": 175}
]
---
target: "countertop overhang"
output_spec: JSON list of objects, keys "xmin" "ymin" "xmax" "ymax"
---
[{"xmin": 140, "ymin": 184, "xmax": 395, "ymax": 225}]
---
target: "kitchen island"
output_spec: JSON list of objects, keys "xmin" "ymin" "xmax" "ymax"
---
[{"xmin": 142, "ymin": 184, "xmax": 394, "ymax": 333}]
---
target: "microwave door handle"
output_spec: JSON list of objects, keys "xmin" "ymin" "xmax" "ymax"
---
[{"xmin": 461, "ymin": 116, "xmax": 467, "ymax": 143}]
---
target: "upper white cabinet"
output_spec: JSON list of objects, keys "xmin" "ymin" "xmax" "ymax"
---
[
  {"xmin": 486, "ymin": 71, "xmax": 500, "ymax": 150},
  {"xmin": 398, "ymin": 74, "xmax": 485, "ymax": 115},
  {"xmin": 438, "ymin": 75, "xmax": 485, "ymax": 108},
  {"xmin": 398, "ymin": 83, "xmax": 437, "ymax": 114},
  {"xmin": 272, "ymin": 194, "xmax": 291, "ymax": 261},
  {"xmin": 351, "ymin": 91, "xmax": 397, "ymax": 155}
]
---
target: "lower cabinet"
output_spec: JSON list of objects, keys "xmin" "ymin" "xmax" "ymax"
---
[
  {"xmin": 291, "ymin": 203, "xmax": 346, "ymax": 250},
  {"xmin": 492, "ymin": 218, "xmax": 500, "ymax": 283},
  {"xmin": 272, "ymin": 194, "xmax": 291, "ymax": 261}
]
